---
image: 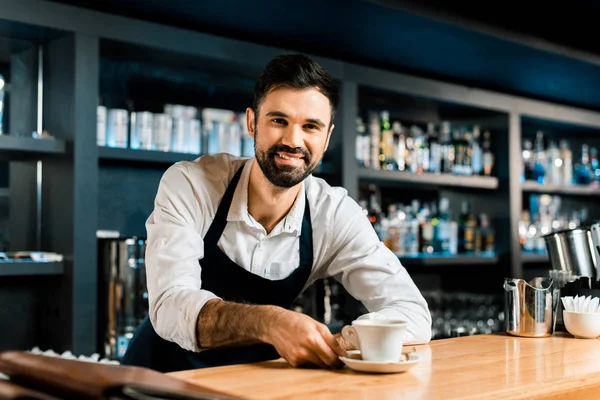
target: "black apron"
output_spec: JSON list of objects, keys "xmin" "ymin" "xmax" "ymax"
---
[{"xmin": 121, "ymin": 165, "xmax": 314, "ymax": 372}]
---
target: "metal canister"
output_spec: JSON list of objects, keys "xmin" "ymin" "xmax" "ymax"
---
[{"xmin": 543, "ymin": 228, "xmax": 595, "ymax": 279}]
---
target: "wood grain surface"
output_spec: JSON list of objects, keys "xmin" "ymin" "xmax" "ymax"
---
[{"xmin": 169, "ymin": 333, "xmax": 600, "ymax": 399}]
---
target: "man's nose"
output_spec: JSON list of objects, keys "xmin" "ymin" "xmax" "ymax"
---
[{"xmin": 281, "ymin": 124, "xmax": 304, "ymax": 149}]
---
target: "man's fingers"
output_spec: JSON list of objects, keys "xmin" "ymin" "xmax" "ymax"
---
[
  {"xmin": 319, "ymin": 326, "xmax": 347, "ymax": 357},
  {"xmin": 312, "ymin": 334, "xmax": 340, "ymax": 367}
]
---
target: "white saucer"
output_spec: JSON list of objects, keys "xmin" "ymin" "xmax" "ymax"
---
[{"xmin": 339, "ymin": 350, "xmax": 421, "ymax": 374}]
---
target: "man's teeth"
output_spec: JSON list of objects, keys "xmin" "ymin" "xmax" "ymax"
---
[{"xmin": 278, "ymin": 153, "xmax": 301, "ymax": 160}]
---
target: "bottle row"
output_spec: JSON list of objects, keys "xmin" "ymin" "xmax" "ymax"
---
[
  {"xmin": 356, "ymin": 111, "xmax": 495, "ymax": 177},
  {"xmin": 96, "ymin": 104, "xmax": 255, "ymax": 157},
  {"xmin": 360, "ymin": 189, "xmax": 495, "ymax": 257},
  {"xmin": 522, "ymin": 131, "xmax": 600, "ymax": 187},
  {"xmin": 518, "ymin": 194, "xmax": 589, "ymax": 255}
]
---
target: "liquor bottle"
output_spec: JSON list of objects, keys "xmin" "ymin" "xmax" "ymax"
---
[
  {"xmin": 482, "ymin": 130, "xmax": 494, "ymax": 177},
  {"xmin": 393, "ymin": 121, "xmax": 407, "ymax": 171},
  {"xmin": 478, "ymin": 213, "xmax": 495, "ymax": 254},
  {"xmin": 355, "ymin": 117, "xmax": 369, "ymax": 168},
  {"xmin": 590, "ymin": 147, "xmax": 600, "ymax": 185},
  {"xmin": 546, "ymin": 140, "xmax": 561, "ymax": 185},
  {"xmin": 440, "ymin": 121, "xmax": 454, "ymax": 174},
  {"xmin": 532, "ymin": 131, "xmax": 546, "ymax": 184},
  {"xmin": 435, "ymin": 197, "xmax": 451, "ymax": 254},
  {"xmin": 419, "ymin": 204, "xmax": 435, "ymax": 254},
  {"xmin": 452, "ymin": 129, "xmax": 465, "ymax": 175},
  {"xmin": 575, "ymin": 144, "xmax": 592, "ymax": 185},
  {"xmin": 522, "ymin": 139, "xmax": 534, "ymax": 181},
  {"xmin": 560, "ymin": 139, "xmax": 573, "ymax": 186},
  {"xmin": 471, "ymin": 126, "xmax": 483, "ymax": 176},
  {"xmin": 458, "ymin": 201, "xmax": 476, "ymax": 253},
  {"xmin": 428, "ymin": 122, "xmax": 442, "ymax": 174},
  {"xmin": 463, "ymin": 130, "xmax": 473, "ymax": 176},
  {"xmin": 380, "ymin": 111, "xmax": 395, "ymax": 170},
  {"xmin": 369, "ymin": 112, "xmax": 381, "ymax": 170}
]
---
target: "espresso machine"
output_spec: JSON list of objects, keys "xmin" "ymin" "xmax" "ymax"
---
[
  {"xmin": 542, "ymin": 223, "xmax": 600, "ymax": 330},
  {"xmin": 98, "ymin": 237, "xmax": 149, "ymax": 361}
]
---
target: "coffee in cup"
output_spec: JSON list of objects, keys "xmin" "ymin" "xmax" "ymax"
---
[{"xmin": 341, "ymin": 320, "xmax": 407, "ymax": 362}]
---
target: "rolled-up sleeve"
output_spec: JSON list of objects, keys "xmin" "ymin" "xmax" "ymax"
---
[
  {"xmin": 145, "ymin": 164, "xmax": 220, "ymax": 352},
  {"xmin": 324, "ymin": 199, "xmax": 432, "ymax": 344}
]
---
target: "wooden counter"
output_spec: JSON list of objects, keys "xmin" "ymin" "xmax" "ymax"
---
[{"xmin": 169, "ymin": 333, "xmax": 600, "ymax": 399}]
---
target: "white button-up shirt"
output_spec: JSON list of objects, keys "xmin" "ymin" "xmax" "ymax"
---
[{"xmin": 145, "ymin": 153, "xmax": 432, "ymax": 352}]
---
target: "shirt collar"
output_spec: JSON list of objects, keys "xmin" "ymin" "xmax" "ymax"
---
[{"xmin": 227, "ymin": 158, "xmax": 305, "ymax": 237}]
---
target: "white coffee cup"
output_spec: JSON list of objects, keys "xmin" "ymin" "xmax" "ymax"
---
[{"xmin": 341, "ymin": 320, "xmax": 407, "ymax": 362}]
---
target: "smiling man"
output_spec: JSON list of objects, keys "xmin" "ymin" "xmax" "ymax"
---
[{"xmin": 122, "ymin": 54, "xmax": 432, "ymax": 373}]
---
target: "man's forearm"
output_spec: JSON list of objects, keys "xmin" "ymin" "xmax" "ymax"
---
[{"xmin": 196, "ymin": 298, "xmax": 282, "ymax": 348}]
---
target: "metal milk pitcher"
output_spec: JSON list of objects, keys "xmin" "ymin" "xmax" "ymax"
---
[{"xmin": 504, "ymin": 277, "xmax": 559, "ymax": 337}]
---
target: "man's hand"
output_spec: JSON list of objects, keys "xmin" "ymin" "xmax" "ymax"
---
[
  {"xmin": 262, "ymin": 308, "xmax": 347, "ymax": 368},
  {"xmin": 196, "ymin": 299, "xmax": 346, "ymax": 369}
]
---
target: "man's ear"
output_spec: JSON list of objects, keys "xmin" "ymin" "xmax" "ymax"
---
[
  {"xmin": 246, "ymin": 107, "xmax": 256, "ymax": 139},
  {"xmin": 324, "ymin": 123, "xmax": 335, "ymax": 152}
]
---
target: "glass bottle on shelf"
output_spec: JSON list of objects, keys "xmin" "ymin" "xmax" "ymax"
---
[
  {"xmin": 420, "ymin": 204, "xmax": 435, "ymax": 254},
  {"xmin": 575, "ymin": 144, "xmax": 592, "ymax": 185},
  {"xmin": 380, "ymin": 111, "xmax": 395, "ymax": 170},
  {"xmin": 522, "ymin": 139, "xmax": 534, "ymax": 181},
  {"xmin": 428, "ymin": 123, "xmax": 442, "ymax": 175},
  {"xmin": 478, "ymin": 213, "xmax": 495, "ymax": 254},
  {"xmin": 471, "ymin": 125, "xmax": 483, "ymax": 176},
  {"xmin": 532, "ymin": 130, "xmax": 546, "ymax": 184},
  {"xmin": 440, "ymin": 121, "xmax": 454, "ymax": 174},
  {"xmin": 559, "ymin": 139, "xmax": 573, "ymax": 186},
  {"xmin": 393, "ymin": 121, "xmax": 406, "ymax": 171},
  {"xmin": 482, "ymin": 130, "xmax": 494, "ymax": 177},
  {"xmin": 458, "ymin": 200, "xmax": 476, "ymax": 253},
  {"xmin": 435, "ymin": 197, "xmax": 451, "ymax": 254},
  {"xmin": 546, "ymin": 140, "xmax": 561, "ymax": 185},
  {"xmin": 355, "ymin": 117, "xmax": 369, "ymax": 168},
  {"xmin": 452, "ymin": 129, "xmax": 466, "ymax": 175},
  {"xmin": 369, "ymin": 112, "xmax": 381, "ymax": 170},
  {"xmin": 590, "ymin": 147, "xmax": 600, "ymax": 185}
]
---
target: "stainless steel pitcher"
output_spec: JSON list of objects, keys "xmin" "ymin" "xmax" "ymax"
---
[{"xmin": 504, "ymin": 277, "xmax": 559, "ymax": 337}]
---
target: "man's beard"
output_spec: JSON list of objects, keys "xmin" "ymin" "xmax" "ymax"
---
[{"xmin": 254, "ymin": 133, "xmax": 319, "ymax": 188}]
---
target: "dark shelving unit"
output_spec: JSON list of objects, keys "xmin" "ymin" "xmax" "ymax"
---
[
  {"xmin": 522, "ymin": 180, "xmax": 600, "ymax": 196},
  {"xmin": 0, "ymin": 136, "xmax": 66, "ymax": 158},
  {"xmin": 399, "ymin": 253, "xmax": 499, "ymax": 266},
  {"xmin": 357, "ymin": 168, "xmax": 499, "ymax": 190},
  {"xmin": 0, "ymin": 261, "xmax": 64, "ymax": 277},
  {"xmin": 521, "ymin": 252, "xmax": 549, "ymax": 264},
  {"xmin": 98, "ymin": 146, "xmax": 198, "ymax": 165}
]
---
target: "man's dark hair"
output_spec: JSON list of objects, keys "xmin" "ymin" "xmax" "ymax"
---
[{"xmin": 252, "ymin": 54, "xmax": 339, "ymax": 125}]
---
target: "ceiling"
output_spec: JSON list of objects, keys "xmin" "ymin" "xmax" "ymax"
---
[{"xmin": 50, "ymin": 0, "xmax": 600, "ymax": 112}]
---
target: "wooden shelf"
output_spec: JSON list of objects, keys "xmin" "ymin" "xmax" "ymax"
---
[
  {"xmin": 522, "ymin": 180, "xmax": 600, "ymax": 196},
  {"xmin": 521, "ymin": 252, "xmax": 549, "ymax": 264},
  {"xmin": 0, "ymin": 135, "xmax": 66, "ymax": 158},
  {"xmin": 358, "ymin": 168, "xmax": 498, "ymax": 190},
  {"xmin": 0, "ymin": 261, "xmax": 64, "ymax": 277},
  {"xmin": 98, "ymin": 146, "xmax": 199, "ymax": 165},
  {"xmin": 398, "ymin": 253, "xmax": 498, "ymax": 266}
]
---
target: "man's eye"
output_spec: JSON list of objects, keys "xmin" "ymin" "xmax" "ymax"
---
[
  {"xmin": 305, "ymin": 124, "xmax": 318, "ymax": 131},
  {"xmin": 272, "ymin": 118, "xmax": 286, "ymax": 125}
]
